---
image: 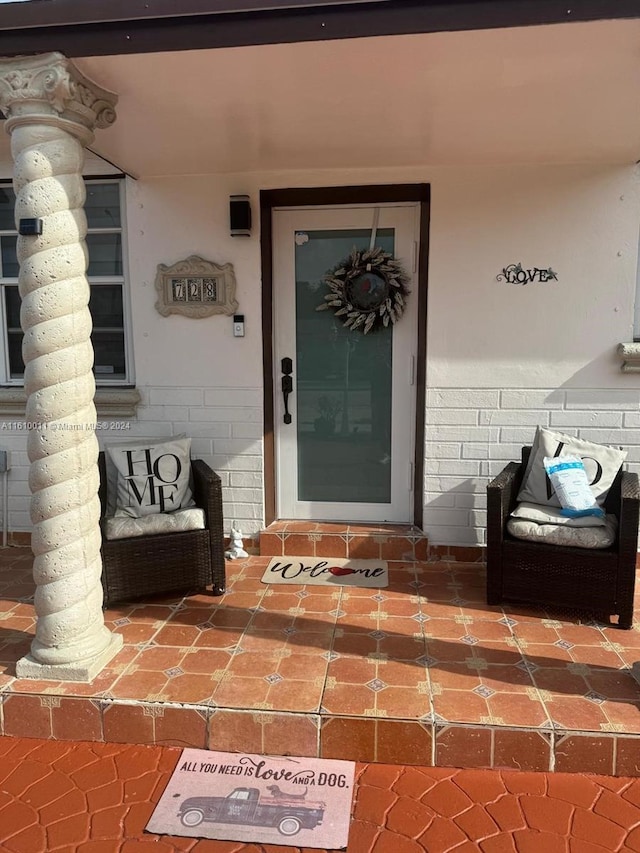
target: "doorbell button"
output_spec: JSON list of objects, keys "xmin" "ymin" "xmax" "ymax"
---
[{"xmin": 233, "ymin": 314, "xmax": 245, "ymax": 337}]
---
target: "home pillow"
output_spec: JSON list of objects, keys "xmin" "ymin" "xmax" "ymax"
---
[
  {"xmin": 517, "ymin": 426, "xmax": 626, "ymax": 508},
  {"xmin": 105, "ymin": 436, "xmax": 195, "ymax": 518},
  {"xmin": 506, "ymin": 515, "xmax": 617, "ymax": 549},
  {"xmin": 103, "ymin": 508, "xmax": 205, "ymax": 540},
  {"xmin": 511, "ymin": 502, "xmax": 607, "ymax": 528}
]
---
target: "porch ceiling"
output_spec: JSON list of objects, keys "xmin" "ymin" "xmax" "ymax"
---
[{"xmin": 6, "ymin": 18, "xmax": 640, "ymax": 176}]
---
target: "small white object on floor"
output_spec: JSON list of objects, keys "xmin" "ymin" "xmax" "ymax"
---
[{"xmin": 225, "ymin": 522, "xmax": 249, "ymax": 559}]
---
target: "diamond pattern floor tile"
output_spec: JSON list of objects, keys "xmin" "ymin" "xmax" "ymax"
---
[{"xmin": 2, "ymin": 548, "xmax": 640, "ymax": 773}]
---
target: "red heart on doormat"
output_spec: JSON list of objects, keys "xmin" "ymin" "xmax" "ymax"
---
[{"xmin": 329, "ymin": 566, "xmax": 355, "ymax": 576}]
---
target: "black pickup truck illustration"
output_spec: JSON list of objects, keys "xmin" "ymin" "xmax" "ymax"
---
[{"xmin": 177, "ymin": 785, "xmax": 326, "ymax": 836}]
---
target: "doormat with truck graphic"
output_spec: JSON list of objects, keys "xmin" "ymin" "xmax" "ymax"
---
[
  {"xmin": 146, "ymin": 749, "xmax": 356, "ymax": 849},
  {"xmin": 261, "ymin": 557, "xmax": 388, "ymax": 588}
]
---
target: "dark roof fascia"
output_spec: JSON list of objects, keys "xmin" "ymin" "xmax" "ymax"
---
[
  {"xmin": 0, "ymin": 0, "xmax": 639, "ymax": 58},
  {"xmin": 0, "ymin": 0, "xmax": 367, "ymax": 29}
]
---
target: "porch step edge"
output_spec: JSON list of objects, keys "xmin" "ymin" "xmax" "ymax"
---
[{"xmin": 259, "ymin": 522, "xmax": 429, "ymax": 561}]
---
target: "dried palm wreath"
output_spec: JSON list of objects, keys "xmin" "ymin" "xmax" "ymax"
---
[{"xmin": 316, "ymin": 246, "xmax": 410, "ymax": 334}]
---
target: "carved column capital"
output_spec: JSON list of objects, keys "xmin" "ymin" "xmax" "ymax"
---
[{"xmin": 0, "ymin": 51, "xmax": 117, "ymax": 142}]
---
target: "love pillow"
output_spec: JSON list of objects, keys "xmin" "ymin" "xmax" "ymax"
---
[{"xmin": 517, "ymin": 426, "xmax": 627, "ymax": 508}]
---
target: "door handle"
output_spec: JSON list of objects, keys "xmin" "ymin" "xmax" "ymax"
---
[{"xmin": 281, "ymin": 357, "xmax": 293, "ymax": 425}]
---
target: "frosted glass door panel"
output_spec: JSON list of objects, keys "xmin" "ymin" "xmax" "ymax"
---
[
  {"xmin": 273, "ymin": 204, "xmax": 418, "ymax": 522},
  {"xmin": 295, "ymin": 229, "xmax": 394, "ymax": 503}
]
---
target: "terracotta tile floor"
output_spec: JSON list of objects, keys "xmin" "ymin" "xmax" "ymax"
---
[
  {"xmin": 1, "ymin": 547, "xmax": 640, "ymax": 775},
  {"xmin": 2, "ymin": 735, "xmax": 640, "ymax": 852}
]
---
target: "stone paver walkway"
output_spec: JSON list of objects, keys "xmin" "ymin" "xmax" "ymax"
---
[{"xmin": 2, "ymin": 736, "xmax": 640, "ymax": 851}]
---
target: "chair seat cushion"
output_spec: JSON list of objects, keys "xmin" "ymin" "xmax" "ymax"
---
[
  {"xmin": 510, "ymin": 502, "xmax": 607, "ymax": 527},
  {"xmin": 103, "ymin": 508, "xmax": 206, "ymax": 541},
  {"xmin": 506, "ymin": 514, "xmax": 617, "ymax": 549}
]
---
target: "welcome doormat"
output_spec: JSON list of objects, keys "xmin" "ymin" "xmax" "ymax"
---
[
  {"xmin": 261, "ymin": 557, "xmax": 388, "ymax": 588},
  {"xmin": 146, "ymin": 749, "xmax": 356, "ymax": 849}
]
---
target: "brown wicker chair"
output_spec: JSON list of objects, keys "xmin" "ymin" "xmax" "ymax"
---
[
  {"xmin": 98, "ymin": 452, "xmax": 226, "ymax": 607},
  {"xmin": 487, "ymin": 446, "xmax": 640, "ymax": 628}
]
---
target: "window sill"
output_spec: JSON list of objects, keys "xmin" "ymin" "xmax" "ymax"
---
[
  {"xmin": 0, "ymin": 387, "xmax": 141, "ymax": 417},
  {"xmin": 618, "ymin": 342, "xmax": 640, "ymax": 373}
]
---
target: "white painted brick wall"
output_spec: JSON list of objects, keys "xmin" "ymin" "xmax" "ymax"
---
[
  {"xmin": 139, "ymin": 386, "xmax": 264, "ymax": 534},
  {"xmin": 0, "ymin": 384, "xmax": 264, "ymax": 539},
  {"xmin": 149, "ymin": 389, "xmax": 204, "ymax": 406},
  {"xmin": 423, "ymin": 387, "xmax": 640, "ymax": 547},
  {"xmin": 2, "ymin": 384, "xmax": 638, "ymax": 550}
]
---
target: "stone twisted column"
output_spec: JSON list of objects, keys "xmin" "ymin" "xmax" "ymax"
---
[{"xmin": 0, "ymin": 53, "xmax": 122, "ymax": 680}]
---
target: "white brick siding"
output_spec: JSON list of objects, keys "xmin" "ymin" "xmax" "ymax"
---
[
  {"xmin": 423, "ymin": 387, "xmax": 640, "ymax": 547},
  {"xmin": 0, "ymin": 384, "xmax": 264, "ymax": 539},
  {"xmin": 1, "ymin": 384, "xmax": 638, "ymax": 549}
]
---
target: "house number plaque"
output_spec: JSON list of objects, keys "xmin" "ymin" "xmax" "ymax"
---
[{"xmin": 155, "ymin": 255, "xmax": 238, "ymax": 318}]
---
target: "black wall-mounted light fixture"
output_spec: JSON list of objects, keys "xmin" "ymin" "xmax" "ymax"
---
[
  {"xmin": 18, "ymin": 218, "xmax": 43, "ymax": 236},
  {"xmin": 229, "ymin": 195, "xmax": 251, "ymax": 237}
]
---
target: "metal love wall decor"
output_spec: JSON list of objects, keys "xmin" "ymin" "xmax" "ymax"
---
[{"xmin": 497, "ymin": 262, "xmax": 558, "ymax": 285}]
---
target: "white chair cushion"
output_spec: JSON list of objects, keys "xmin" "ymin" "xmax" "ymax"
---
[
  {"xmin": 510, "ymin": 502, "xmax": 606, "ymax": 527},
  {"xmin": 104, "ymin": 508, "xmax": 206, "ymax": 540},
  {"xmin": 506, "ymin": 514, "xmax": 617, "ymax": 550}
]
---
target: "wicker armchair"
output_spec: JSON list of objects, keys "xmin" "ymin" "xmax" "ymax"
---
[
  {"xmin": 98, "ymin": 452, "xmax": 226, "ymax": 607},
  {"xmin": 487, "ymin": 446, "xmax": 640, "ymax": 628}
]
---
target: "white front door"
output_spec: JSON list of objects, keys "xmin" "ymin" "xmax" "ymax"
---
[{"xmin": 273, "ymin": 204, "xmax": 419, "ymax": 522}]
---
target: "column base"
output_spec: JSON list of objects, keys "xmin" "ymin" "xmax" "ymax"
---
[{"xmin": 16, "ymin": 633, "xmax": 124, "ymax": 683}]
